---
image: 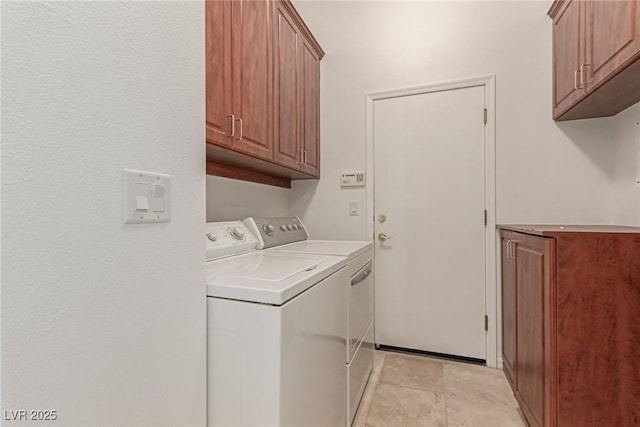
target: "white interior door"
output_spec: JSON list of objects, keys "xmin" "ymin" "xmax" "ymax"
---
[{"xmin": 374, "ymin": 85, "xmax": 487, "ymax": 360}]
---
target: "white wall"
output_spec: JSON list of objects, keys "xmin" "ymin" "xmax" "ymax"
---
[
  {"xmin": 206, "ymin": 176, "xmax": 291, "ymax": 221},
  {"xmin": 612, "ymin": 103, "xmax": 640, "ymax": 225},
  {"xmin": 2, "ymin": 2, "xmax": 206, "ymax": 425},
  {"xmin": 291, "ymin": 1, "xmax": 615, "ymax": 240}
]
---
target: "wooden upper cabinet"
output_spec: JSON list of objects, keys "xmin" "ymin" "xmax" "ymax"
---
[
  {"xmin": 549, "ymin": 0, "xmax": 640, "ymax": 120},
  {"xmin": 206, "ymin": 0, "xmax": 324, "ymax": 187},
  {"xmin": 273, "ymin": 1, "xmax": 324, "ymax": 178}
]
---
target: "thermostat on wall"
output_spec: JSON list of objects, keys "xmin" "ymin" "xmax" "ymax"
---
[{"xmin": 341, "ymin": 172, "xmax": 366, "ymax": 187}]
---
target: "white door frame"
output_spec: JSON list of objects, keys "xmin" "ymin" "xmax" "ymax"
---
[{"xmin": 365, "ymin": 75, "xmax": 497, "ymax": 368}]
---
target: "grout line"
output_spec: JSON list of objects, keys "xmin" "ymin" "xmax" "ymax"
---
[{"xmin": 367, "ymin": 351, "xmax": 525, "ymax": 427}]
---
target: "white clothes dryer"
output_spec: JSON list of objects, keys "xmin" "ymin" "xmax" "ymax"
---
[{"xmin": 243, "ymin": 217, "xmax": 374, "ymax": 426}]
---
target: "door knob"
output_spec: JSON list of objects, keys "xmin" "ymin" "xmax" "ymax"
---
[{"xmin": 378, "ymin": 232, "xmax": 392, "ymax": 242}]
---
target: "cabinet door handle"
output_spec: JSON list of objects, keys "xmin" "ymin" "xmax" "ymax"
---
[
  {"xmin": 303, "ymin": 149, "xmax": 307, "ymax": 165},
  {"xmin": 574, "ymin": 70, "xmax": 582, "ymax": 90},
  {"xmin": 235, "ymin": 118, "xmax": 243, "ymax": 141},
  {"xmin": 507, "ymin": 240, "xmax": 516, "ymax": 260},
  {"xmin": 226, "ymin": 114, "xmax": 235, "ymax": 138},
  {"xmin": 297, "ymin": 148, "xmax": 305, "ymax": 165},
  {"xmin": 580, "ymin": 63, "xmax": 593, "ymax": 85}
]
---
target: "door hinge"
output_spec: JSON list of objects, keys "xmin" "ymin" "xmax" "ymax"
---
[
  {"xmin": 483, "ymin": 108, "xmax": 487, "ymax": 125},
  {"xmin": 484, "ymin": 209, "xmax": 487, "ymax": 226},
  {"xmin": 484, "ymin": 314, "xmax": 488, "ymax": 331}
]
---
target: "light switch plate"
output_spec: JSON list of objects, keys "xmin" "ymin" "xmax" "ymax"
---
[
  {"xmin": 349, "ymin": 200, "xmax": 359, "ymax": 216},
  {"xmin": 124, "ymin": 169, "xmax": 171, "ymax": 224}
]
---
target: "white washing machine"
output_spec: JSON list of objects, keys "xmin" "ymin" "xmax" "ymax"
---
[
  {"xmin": 243, "ymin": 217, "xmax": 374, "ymax": 426},
  {"xmin": 206, "ymin": 221, "xmax": 348, "ymax": 427}
]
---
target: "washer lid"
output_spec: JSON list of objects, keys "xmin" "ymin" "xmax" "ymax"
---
[
  {"xmin": 206, "ymin": 252, "xmax": 346, "ymax": 305},
  {"xmin": 267, "ymin": 240, "xmax": 373, "ymax": 260}
]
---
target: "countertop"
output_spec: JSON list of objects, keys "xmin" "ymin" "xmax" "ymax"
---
[{"xmin": 498, "ymin": 224, "xmax": 640, "ymax": 237}]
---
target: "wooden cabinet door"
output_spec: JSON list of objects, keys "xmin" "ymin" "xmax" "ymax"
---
[
  {"xmin": 552, "ymin": 0, "xmax": 585, "ymax": 118},
  {"xmin": 273, "ymin": 1, "xmax": 302, "ymax": 170},
  {"xmin": 586, "ymin": 0, "xmax": 640, "ymax": 88},
  {"xmin": 515, "ymin": 234, "xmax": 553, "ymax": 427},
  {"xmin": 230, "ymin": 0, "xmax": 273, "ymax": 160},
  {"xmin": 205, "ymin": 0, "xmax": 233, "ymax": 147},
  {"xmin": 500, "ymin": 231, "xmax": 517, "ymax": 391},
  {"xmin": 273, "ymin": 0, "xmax": 322, "ymax": 177},
  {"xmin": 300, "ymin": 39, "xmax": 321, "ymax": 178}
]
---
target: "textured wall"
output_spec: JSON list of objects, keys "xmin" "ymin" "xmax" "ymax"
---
[
  {"xmin": 612, "ymin": 103, "xmax": 640, "ymax": 225},
  {"xmin": 1, "ymin": 2, "xmax": 206, "ymax": 425},
  {"xmin": 291, "ymin": 1, "xmax": 615, "ymax": 240},
  {"xmin": 206, "ymin": 176, "xmax": 291, "ymax": 222}
]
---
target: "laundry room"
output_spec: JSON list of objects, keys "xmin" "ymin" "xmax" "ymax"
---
[{"xmin": 2, "ymin": 0, "xmax": 640, "ymax": 426}]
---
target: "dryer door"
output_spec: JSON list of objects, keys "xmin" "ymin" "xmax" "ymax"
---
[{"xmin": 349, "ymin": 259, "xmax": 374, "ymax": 361}]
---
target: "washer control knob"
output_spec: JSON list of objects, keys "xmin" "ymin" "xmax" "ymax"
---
[
  {"xmin": 262, "ymin": 224, "xmax": 275, "ymax": 235},
  {"xmin": 229, "ymin": 226, "xmax": 245, "ymax": 240},
  {"xmin": 280, "ymin": 225, "xmax": 287, "ymax": 231},
  {"xmin": 286, "ymin": 224, "xmax": 293, "ymax": 231},
  {"xmin": 206, "ymin": 232, "xmax": 217, "ymax": 242},
  {"xmin": 292, "ymin": 224, "xmax": 299, "ymax": 230}
]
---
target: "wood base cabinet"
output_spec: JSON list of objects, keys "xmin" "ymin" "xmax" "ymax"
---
[{"xmin": 500, "ymin": 225, "xmax": 640, "ymax": 427}]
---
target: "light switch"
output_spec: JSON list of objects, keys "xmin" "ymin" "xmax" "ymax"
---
[
  {"xmin": 136, "ymin": 196, "xmax": 149, "ymax": 211},
  {"xmin": 135, "ymin": 182, "xmax": 149, "ymax": 212},
  {"xmin": 349, "ymin": 200, "xmax": 359, "ymax": 216},
  {"xmin": 151, "ymin": 183, "xmax": 165, "ymax": 212},
  {"xmin": 124, "ymin": 169, "xmax": 171, "ymax": 224}
]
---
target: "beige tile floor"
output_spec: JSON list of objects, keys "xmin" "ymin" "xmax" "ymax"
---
[{"xmin": 353, "ymin": 351, "xmax": 528, "ymax": 427}]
